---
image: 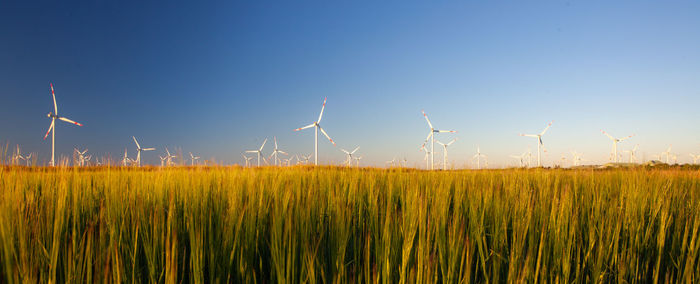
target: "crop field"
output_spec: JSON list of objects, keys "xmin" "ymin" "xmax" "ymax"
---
[{"xmin": 0, "ymin": 166, "xmax": 698, "ymax": 283}]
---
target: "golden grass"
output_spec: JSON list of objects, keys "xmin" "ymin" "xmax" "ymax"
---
[{"xmin": 0, "ymin": 166, "xmax": 698, "ymax": 282}]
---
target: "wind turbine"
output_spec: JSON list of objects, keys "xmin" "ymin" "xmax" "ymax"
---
[
  {"xmin": 165, "ymin": 148, "xmax": 177, "ymax": 166},
  {"xmin": 472, "ymin": 146, "xmax": 487, "ymax": 170},
  {"xmin": 159, "ymin": 155, "xmax": 167, "ymax": 167},
  {"xmin": 43, "ymin": 83, "xmax": 83, "ymax": 166},
  {"xmin": 570, "ymin": 151, "xmax": 584, "ymax": 166},
  {"xmin": 519, "ymin": 121, "xmax": 553, "ymax": 167},
  {"xmin": 269, "ymin": 137, "xmax": 288, "ymax": 166},
  {"xmin": 74, "ymin": 148, "xmax": 88, "ymax": 166},
  {"xmin": 132, "ymin": 136, "xmax": 155, "ymax": 167},
  {"xmin": 622, "ymin": 144, "xmax": 639, "ymax": 163},
  {"xmin": 122, "ymin": 149, "xmax": 131, "ymax": 166},
  {"xmin": 246, "ymin": 139, "xmax": 267, "ymax": 167},
  {"xmin": 661, "ymin": 145, "xmax": 673, "ymax": 164},
  {"xmin": 294, "ymin": 97, "xmax": 336, "ymax": 165},
  {"xmin": 189, "ymin": 152, "xmax": 200, "ymax": 166},
  {"xmin": 420, "ymin": 144, "xmax": 431, "ymax": 169},
  {"xmin": 600, "ymin": 130, "xmax": 634, "ymax": 163},
  {"xmin": 422, "ymin": 110, "xmax": 457, "ymax": 170},
  {"xmin": 509, "ymin": 151, "xmax": 527, "ymax": 167},
  {"xmin": 241, "ymin": 153, "xmax": 253, "ymax": 167},
  {"xmin": 354, "ymin": 156, "xmax": 362, "ymax": 167},
  {"xmin": 340, "ymin": 146, "xmax": 360, "ymax": 167},
  {"xmin": 435, "ymin": 138, "xmax": 457, "ymax": 170},
  {"xmin": 690, "ymin": 154, "xmax": 700, "ymax": 165},
  {"xmin": 300, "ymin": 154, "xmax": 312, "ymax": 165},
  {"xmin": 23, "ymin": 153, "xmax": 33, "ymax": 167}
]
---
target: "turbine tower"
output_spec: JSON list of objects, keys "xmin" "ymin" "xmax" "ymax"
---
[
  {"xmin": 43, "ymin": 83, "xmax": 83, "ymax": 166},
  {"xmin": 132, "ymin": 136, "xmax": 155, "ymax": 167},
  {"xmin": 422, "ymin": 110, "xmax": 457, "ymax": 170},
  {"xmin": 246, "ymin": 138, "xmax": 267, "ymax": 167},
  {"xmin": 294, "ymin": 97, "xmax": 336, "ymax": 165},
  {"xmin": 473, "ymin": 146, "xmax": 487, "ymax": 170},
  {"xmin": 435, "ymin": 138, "xmax": 457, "ymax": 170},
  {"xmin": 519, "ymin": 121, "xmax": 553, "ymax": 167},
  {"xmin": 600, "ymin": 130, "xmax": 634, "ymax": 163}
]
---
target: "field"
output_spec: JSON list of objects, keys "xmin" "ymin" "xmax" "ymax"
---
[{"xmin": 0, "ymin": 166, "xmax": 698, "ymax": 283}]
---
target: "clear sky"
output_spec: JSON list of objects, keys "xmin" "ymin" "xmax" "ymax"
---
[{"xmin": 1, "ymin": 0, "xmax": 699, "ymax": 167}]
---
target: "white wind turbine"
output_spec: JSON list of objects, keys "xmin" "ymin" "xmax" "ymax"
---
[
  {"xmin": 570, "ymin": 151, "xmax": 584, "ymax": 166},
  {"xmin": 600, "ymin": 130, "xmax": 634, "ymax": 163},
  {"xmin": 472, "ymin": 146, "xmax": 487, "ymax": 170},
  {"xmin": 23, "ymin": 153, "xmax": 33, "ymax": 167},
  {"xmin": 269, "ymin": 137, "xmax": 288, "ymax": 166},
  {"xmin": 241, "ymin": 153, "xmax": 253, "ymax": 167},
  {"xmin": 353, "ymin": 156, "xmax": 362, "ymax": 167},
  {"xmin": 623, "ymin": 144, "xmax": 639, "ymax": 163},
  {"xmin": 165, "ymin": 148, "xmax": 177, "ymax": 166},
  {"xmin": 421, "ymin": 110, "xmax": 457, "ymax": 170},
  {"xmin": 509, "ymin": 150, "xmax": 527, "ymax": 167},
  {"xmin": 340, "ymin": 147, "xmax": 360, "ymax": 167},
  {"xmin": 690, "ymin": 154, "xmax": 700, "ymax": 165},
  {"xmin": 122, "ymin": 149, "xmax": 131, "ymax": 166},
  {"xmin": 159, "ymin": 155, "xmax": 167, "ymax": 167},
  {"xmin": 246, "ymin": 139, "xmax": 267, "ymax": 167},
  {"xmin": 300, "ymin": 154, "xmax": 312, "ymax": 165},
  {"xmin": 420, "ymin": 144, "xmax": 431, "ymax": 169},
  {"xmin": 43, "ymin": 83, "xmax": 83, "ymax": 166},
  {"xmin": 189, "ymin": 152, "xmax": 200, "ymax": 166},
  {"xmin": 519, "ymin": 121, "xmax": 553, "ymax": 167},
  {"xmin": 436, "ymin": 138, "xmax": 457, "ymax": 170},
  {"xmin": 74, "ymin": 148, "xmax": 88, "ymax": 166},
  {"xmin": 132, "ymin": 136, "xmax": 155, "ymax": 167},
  {"xmin": 661, "ymin": 145, "xmax": 673, "ymax": 164},
  {"xmin": 294, "ymin": 97, "xmax": 336, "ymax": 165}
]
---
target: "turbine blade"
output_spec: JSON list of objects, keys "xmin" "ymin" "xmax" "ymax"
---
[
  {"xmin": 520, "ymin": 134, "xmax": 538, "ymax": 138},
  {"xmin": 143, "ymin": 148, "xmax": 155, "ymax": 151},
  {"xmin": 600, "ymin": 130, "xmax": 615, "ymax": 141},
  {"xmin": 132, "ymin": 136, "xmax": 141, "ymax": 148},
  {"xmin": 50, "ymin": 83, "xmax": 57, "ymax": 114},
  {"xmin": 351, "ymin": 147, "xmax": 359, "ymax": 154},
  {"xmin": 437, "ymin": 130, "xmax": 457, "ymax": 133},
  {"xmin": 317, "ymin": 97, "xmax": 327, "ymax": 123},
  {"xmin": 424, "ymin": 131, "xmax": 433, "ymax": 143},
  {"xmin": 245, "ymin": 150, "xmax": 257, "ymax": 153},
  {"xmin": 318, "ymin": 126, "xmax": 335, "ymax": 145},
  {"xmin": 43, "ymin": 120, "xmax": 55, "ymax": 140},
  {"xmin": 259, "ymin": 138, "xmax": 267, "ymax": 151},
  {"xmin": 58, "ymin": 117, "xmax": 83, "ymax": 126},
  {"xmin": 618, "ymin": 134, "xmax": 635, "ymax": 142},
  {"xmin": 446, "ymin": 138, "xmax": 457, "ymax": 146},
  {"xmin": 540, "ymin": 121, "xmax": 553, "ymax": 135},
  {"xmin": 422, "ymin": 110, "xmax": 434, "ymax": 129},
  {"xmin": 341, "ymin": 149, "xmax": 350, "ymax": 154},
  {"xmin": 295, "ymin": 123, "xmax": 315, "ymax": 131}
]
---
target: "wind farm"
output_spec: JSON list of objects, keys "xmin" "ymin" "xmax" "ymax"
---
[{"xmin": 1, "ymin": 1, "xmax": 700, "ymax": 282}]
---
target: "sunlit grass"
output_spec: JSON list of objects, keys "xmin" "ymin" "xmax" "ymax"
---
[{"xmin": 0, "ymin": 166, "xmax": 698, "ymax": 282}]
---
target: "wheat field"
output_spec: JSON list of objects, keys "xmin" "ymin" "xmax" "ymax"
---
[{"xmin": 0, "ymin": 166, "xmax": 698, "ymax": 283}]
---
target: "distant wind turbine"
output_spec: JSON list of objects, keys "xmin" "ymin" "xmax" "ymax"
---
[
  {"xmin": 421, "ymin": 110, "xmax": 457, "ymax": 170},
  {"xmin": 601, "ymin": 130, "xmax": 634, "ymax": 163},
  {"xmin": 246, "ymin": 139, "xmax": 267, "ymax": 167},
  {"xmin": 661, "ymin": 145, "xmax": 673, "ymax": 164},
  {"xmin": 241, "ymin": 153, "xmax": 253, "ymax": 167},
  {"xmin": 74, "ymin": 148, "xmax": 88, "ymax": 166},
  {"xmin": 436, "ymin": 138, "xmax": 457, "ymax": 170},
  {"xmin": 473, "ymin": 146, "xmax": 487, "ymax": 170},
  {"xmin": 622, "ymin": 144, "xmax": 639, "ymax": 163},
  {"xmin": 294, "ymin": 97, "xmax": 336, "ymax": 165},
  {"xmin": 340, "ymin": 146, "xmax": 360, "ymax": 167},
  {"xmin": 43, "ymin": 83, "xmax": 83, "ymax": 166},
  {"xmin": 269, "ymin": 137, "xmax": 288, "ymax": 166},
  {"xmin": 189, "ymin": 152, "xmax": 200, "ymax": 166},
  {"xmin": 570, "ymin": 151, "xmax": 584, "ymax": 166},
  {"xmin": 165, "ymin": 148, "xmax": 177, "ymax": 166},
  {"xmin": 132, "ymin": 136, "xmax": 155, "ymax": 167},
  {"xmin": 690, "ymin": 153, "xmax": 700, "ymax": 164},
  {"xmin": 519, "ymin": 121, "xmax": 553, "ymax": 167}
]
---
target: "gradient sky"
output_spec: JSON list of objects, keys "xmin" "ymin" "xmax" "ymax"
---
[{"xmin": 1, "ymin": 0, "xmax": 699, "ymax": 167}]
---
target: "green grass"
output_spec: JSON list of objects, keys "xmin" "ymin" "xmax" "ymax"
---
[{"xmin": 0, "ymin": 166, "xmax": 698, "ymax": 283}]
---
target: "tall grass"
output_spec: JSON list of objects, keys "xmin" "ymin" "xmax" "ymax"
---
[{"xmin": 0, "ymin": 166, "xmax": 698, "ymax": 282}]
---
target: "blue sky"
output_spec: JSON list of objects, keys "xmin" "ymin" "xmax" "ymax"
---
[{"xmin": 1, "ymin": 0, "xmax": 699, "ymax": 167}]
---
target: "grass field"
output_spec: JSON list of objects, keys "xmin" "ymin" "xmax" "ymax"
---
[{"xmin": 0, "ymin": 166, "xmax": 698, "ymax": 283}]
